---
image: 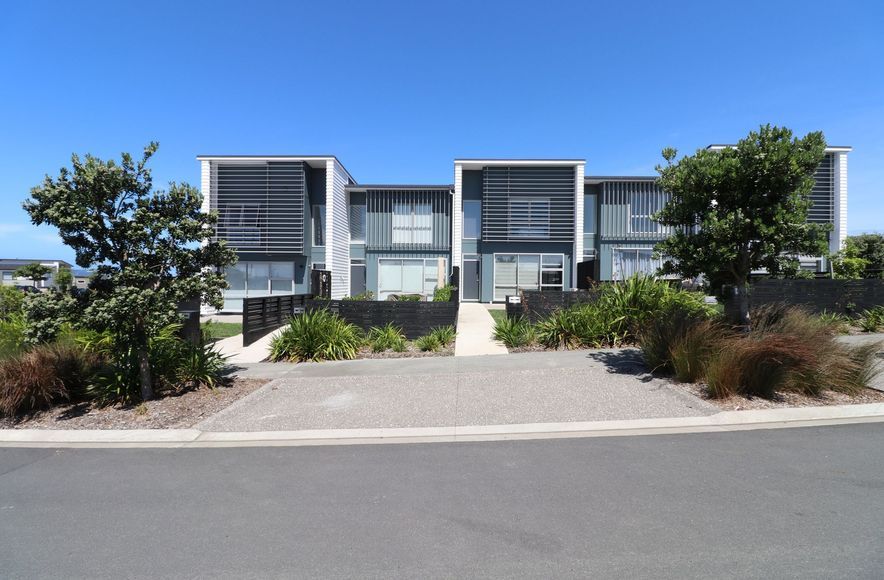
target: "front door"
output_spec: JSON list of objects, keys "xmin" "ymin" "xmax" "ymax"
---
[{"xmin": 462, "ymin": 258, "xmax": 480, "ymax": 301}]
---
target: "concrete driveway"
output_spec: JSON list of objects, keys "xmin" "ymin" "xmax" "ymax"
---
[{"xmin": 200, "ymin": 350, "xmax": 717, "ymax": 432}]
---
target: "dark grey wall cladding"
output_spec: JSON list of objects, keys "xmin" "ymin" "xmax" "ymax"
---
[
  {"xmin": 214, "ymin": 161, "xmax": 306, "ymax": 254},
  {"xmin": 748, "ymin": 279, "xmax": 884, "ymax": 315},
  {"xmin": 482, "ymin": 166, "xmax": 575, "ymax": 242},
  {"xmin": 808, "ymin": 153, "xmax": 834, "ymax": 224},
  {"xmin": 306, "ymin": 299, "xmax": 458, "ymax": 339}
]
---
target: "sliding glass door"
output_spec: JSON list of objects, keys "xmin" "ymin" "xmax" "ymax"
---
[{"xmin": 493, "ymin": 253, "xmax": 564, "ymax": 302}]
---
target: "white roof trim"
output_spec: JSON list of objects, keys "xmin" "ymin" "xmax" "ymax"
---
[{"xmin": 454, "ymin": 159, "xmax": 586, "ymax": 169}]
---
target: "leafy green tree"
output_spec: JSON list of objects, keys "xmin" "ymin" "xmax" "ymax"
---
[
  {"xmin": 844, "ymin": 234, "xmax": 884, "ymax": 278},
  {"xmin": 14, "ymin": 263, "xmax": 52, "ymax": 288},
  {"xmin": 0, "ymin": 286, "xmax": 24, "ymax": 319},
  {"xmin": 54, "ymin": 266, "xmax": 73, "ymax": 289},
  {"xmin": 654, "ymin": 125, "xmax": 829, "ymax": 326},
  {"xmin": 24, "ymin": 142, "xmax": 236, "ymax": 400}
]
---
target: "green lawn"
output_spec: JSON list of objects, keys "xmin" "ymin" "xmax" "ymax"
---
[
  {"xmin": 487, "ymin": 309, "xmax": 507, "ymax": 326},
  {"xmin": 201, "ymin": 321, "xmax": 242, "ymax": 341}
]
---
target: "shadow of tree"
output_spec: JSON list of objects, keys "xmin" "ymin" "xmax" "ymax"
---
[{"xmin": 586, "ymin": 349, "xmax": 655, "ymax": 383}]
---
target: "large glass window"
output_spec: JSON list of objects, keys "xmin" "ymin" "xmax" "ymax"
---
[
  {"xmin": 613, "ymin": 248, "xmax": 661, "ymax": 280},
  {"xmin": 349, "ymin": 203, "xmax": 366, "ymax": 242},
  {"xmin": 628, "ymin": 192, "xmax": 665, "ymax": 234},
  {"xmin": 493, "ymin": 253, "xmax": 564, "ymax": 301},
  {"xmin": 224, "ymin": 203, "xmax": 261, "ymax": 246},
  {"xmin": 463, "ymin": 200, "xmax": 481, "ymax": 239},
  {"xmin": 392, "ymin": 201, "xmax": 433, "ymax": 245},
  {"xmin": 312, "ymin": 205, "xmax": 326, "ymax": 246},
  {"xmin": 377, "ymin": 257, "xmax": 447, "ymax": 300},
  {"xmin": 222, "ymin": 261, "xmax": 295, "ymax": 311},
  {"xmin": 583, "ymin": 193, "xmax": 597, "ymax": 234},
  {"xmin": 509, "ymin": 198, "xmax": 550, "ymax": 239}
]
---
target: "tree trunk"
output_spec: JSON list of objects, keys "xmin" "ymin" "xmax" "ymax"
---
[
  {"xmin": 134, "ymin": 323, "xmax": 154, "ymax": 401},
  {"xmin": 732, "ymin": 280, "xmax": 751, "ymax": 329}
]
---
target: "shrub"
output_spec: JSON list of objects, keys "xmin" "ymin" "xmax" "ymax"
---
[
  {"xmin": 0, "ymin": 342, "xmax": 101, "ymax": 416},
  {"xmin": 174, "ymin": 341, "xmax": 227, "ymax": 389},
  {"xmin": 367, "ymin": 323, "xmax": 406, "ymax": 352},
  {"xmin": 858, "ymin": 306, "xmax": 884, "ymax": 332},
  {"xmin": 0, "ymin": 315, "xmax": 27, "ymax": 360},
  {"xmin": 432, "ymin": 285, "xmax": 456, "ymax": 302},
  {"xmin": 638, "ymin": 301, "xmax": 723, "ymax": 379},
  {"xmin": 389, "ymin": 294, "xmax": 422, "ymax": 302},
  {"xmin": 0, "ymin": 286, "xmax": 24, "ymax": 319},
  {"xmin": 343, "ymin": 291, "xmax": 374, "ymax": 301},
  {"xmin": 669, "ymin": 320, "xmax": 731, "ymax": 383},
  {"xmin": 269, "ymin": 309, "xmax": 362, "ymax": 362},
  {"xmin": 536, "ymin": 303, "xmax": 627, "ymax": 349},
  {"xmin": 22, "ymin": 291, "xmax": 77, "ymax": 344},
  {"xmin": 493, "ymin": 316, "xmax": 536, "ymax": 348},
  {"xmin": 414, "ymin": 334, "xmax": 441, "ymax": 352},
  {"xmin": 428, "ymin": 325, "xmax": 456, "ymax": 347},
  {"xmin": 817, "ymin": 311, "xmax": 851, "ymax": 334}
]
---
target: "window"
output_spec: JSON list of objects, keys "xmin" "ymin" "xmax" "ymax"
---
[
  {"xmin": 493, "ymin": 253, "xmax": 564, "ymax": 301},
  {"xmin": 463, "ymin": 200, "xmax": 481, "ymax": 239},
  {"xmin": 613, "ymin": 248, "xmax": 661, "ymax": 280},
  {"xmin": 269, "ymin": 262, "xmax": 294, "ymax": 293},
  {"xmin": 224, "ymin": 203, "xmax": 261, "ymax": 246},
  {"xmin": 392, "ymin": 201, "xmax": 432, "ymax": 245},
  {"xmin": 509, "ymin": 198, "xmax": 550, "ymax": 239},
  {"xmin": 377, "ymin": 257, "xmax": 447, "ymax": 300},
  {"xmin": 222, "ymin": 261, "xmax": 295, "ymax": 311},
  {"xmin": 312, "ymin": 205, "xmax": 326, "ymax": 246},
  {"xmin": 1, "ymin": 271, "xmax": 12, "ymax": 281},
  {"xmin": 583, "ymin": 194, "xmax": 597, "ymax": 234},
  {"xmin": 349, "ymin": 203, "xmax": 366, "ymax": 242},
  {"xmin": 628, "ymin": 192, "xmax": 664, "ymax": 234}
]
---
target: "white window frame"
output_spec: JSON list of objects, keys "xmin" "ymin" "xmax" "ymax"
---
[
  {"xmin": 492, "ymin": 252, "xmax": 565, "ymax": 302},
  {"xmin": 392, "ymin": 201, "xmax": 433, "ymax": 245},
  {"xmin": 612, "ymin": 247, "xmax": 661, "ymax": 281},
  {"xmin": 463, "ymin": 200, "xmax": 481, "ymax": 240},
  {"xmin": 377, "ymin": 257, "xmax": 447, "ymax": 300},
  {"xmin": 508, "ymin": 198, "xmax": 551, "ymax": 239},
  {"xmin": 627, "ymin": 192, "xmax": 663, "ymax": 234}
]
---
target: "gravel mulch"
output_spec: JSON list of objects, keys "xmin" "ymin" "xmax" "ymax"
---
[
  {"xmin": 671, "ymin": 381, "xmax": 884, "ymax": 411},
  {"xmin": 357, "ymin": 344, "xmax": 453, "ymax": 359},
  {"xmin": 0, "ymin": 378, "xmax": 269, "ymax": 430}
]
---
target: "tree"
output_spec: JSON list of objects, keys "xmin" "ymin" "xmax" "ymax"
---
[
  {"xmin": 54, "ymin": 266, "xmax": 73, "ymax": 289},
  {"xmin": 14, "ymin": 263, "xmax": 52, "ymax": 288},
  {"xmin": 654, "ymin": 125, "xmax": 829, "ymax": 326},
  {"xmin": 844, "ymin": 234, "xmax": 884, "ymax": 278},
  {"xmin": 24, "ymin": 142, "xmax": 236, "ymax": 400}
]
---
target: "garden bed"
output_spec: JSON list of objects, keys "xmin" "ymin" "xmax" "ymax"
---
[
  {"xmin": 671, "ymin": 381, "xmax": 884, "ymax": 411},
  {"xmin": 356, "ymin": 344, "xmax": 454, "ymax": 359},
  {"xmin": 0, "ymin": 377, "xmax": 268, "ymax": 430}
]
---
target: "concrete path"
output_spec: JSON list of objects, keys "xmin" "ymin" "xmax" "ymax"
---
[
  {"xmin": 214, "ymin": 327, "xmax": 284, "ymax": 364},
  {"xmin": 198, "ymin": 349, "xmax": 716, "ymax": 432},
  {"xmin": 454, "ymin": 302, "xmax": 508, "ymax": 356}
]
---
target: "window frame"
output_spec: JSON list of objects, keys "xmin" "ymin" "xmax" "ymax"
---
[
  {"xmin": 492, "ymin": 252, "xmax": 565, "ymax": 302},
  {"xmin": 463, "ymin": 200, "xmax": 481, "ymax": 240},
  {"xmin": 312, "ymin": 204, "xmax": 326, "ymax": 247},
  {"xmin": 392, "ymin": 200, "xmax": 433, "ymax": 245},
  {"xmin": 508, "ymin": 197, "xmax": 551, "ymax": 239},
  {"xmin": 349, "ymin": 203, "xmax": 366, "ymax": 243}
]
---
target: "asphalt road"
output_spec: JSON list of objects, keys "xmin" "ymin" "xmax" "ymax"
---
[{"xmin": 2, "ymin": 424, "xmax": 883, "ymax": 579}]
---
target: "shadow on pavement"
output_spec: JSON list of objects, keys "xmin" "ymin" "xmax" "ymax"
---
[{"xmin": 586, "ymin": 349, "xmax": 655, "ymax": 382}]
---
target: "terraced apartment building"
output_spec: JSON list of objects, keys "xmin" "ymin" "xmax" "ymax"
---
[{"xmin": 199, "ymin": 146, "xmax": 851, "ymax": 311}]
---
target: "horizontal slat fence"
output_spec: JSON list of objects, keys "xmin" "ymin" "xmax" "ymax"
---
[
  {"xmin": 305, "ymin": 300, "xmax": 458, "ymax": 339},
  {"xmin": 748, "ymin": 279, "xmax": 884, "ymax": 315},
  {"xmin": 507, "ymin": 289, "xmax": 604, "ymax": 323},
  {"xmin": 242, "ymin": 294, "xmax": 312, "ymax": 346}
]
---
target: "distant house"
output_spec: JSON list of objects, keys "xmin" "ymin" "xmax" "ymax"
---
[{"xmin": 0, "ymin": 259, "xmax": 94, "ymax": 289}]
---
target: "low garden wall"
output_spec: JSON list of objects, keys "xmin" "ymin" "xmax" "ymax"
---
[
  {"xmin": 506, "ymin": 289, "xmax": 603, "ymax": 323},
  {"xmin": 305, "ymin": 299, "xmax": 459, "ymax": 339},
  {"xmin": 747, "ymin": 279, "xmax": 884, "ymax": 315}
]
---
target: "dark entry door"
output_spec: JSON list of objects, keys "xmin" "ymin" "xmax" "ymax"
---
[{"xmin": 462, "ymin": 258, "xmax": 480, "ymax": 301}]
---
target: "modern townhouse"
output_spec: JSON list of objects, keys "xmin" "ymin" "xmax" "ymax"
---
[{"xmin": 199, "ymin": 145, "xmax": 850, "ymax": 312}]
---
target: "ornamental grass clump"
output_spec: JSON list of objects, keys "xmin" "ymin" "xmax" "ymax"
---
[
  {"xmin": 493, "ymin": 316, "xmax": 536, "ymax": 348},
  {"xmin": 428, "ymin": 325, "xmax": 456, "ymax": 347},
  {"xmin": 535, "ymin": 303, "xmax": 626, "ymax": 349},
  {"xmin": 366, "ymin": 323, "xmax": 407, "ymax": 353},
  {"xmin": 269, "ymin": 309, "xmax": 362, "ymax": 362},
  {"xmin": 414, "ymin": 334, "xmax": 441, "ymax": 352}
]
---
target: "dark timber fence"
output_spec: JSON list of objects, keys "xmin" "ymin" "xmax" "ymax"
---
[
  {"xmin": 305, "ymin": 299, "xmax": 459, "ymax": 339},
  {"xmin": 506, "ymin": 289, "xmax": 604, "ymax": 323},
  {"xmin": 242, "ymin": 294, "xmax": 312, "ymax": 346},
  {"xmin": 747, "ymin": 279, "xmax": 884, "ymax": 315}
]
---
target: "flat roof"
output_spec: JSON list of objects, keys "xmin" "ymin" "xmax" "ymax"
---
[
  {"xmin": 455, "ymin": 158, "xmax": 586, "ymax": 170},
  {"xmin": 346, "ymin": 184, "xmax": 452, "ymax": 192},
  {"xmin": 585, "ymin": 175, "xmax": 657, "ymax": 183},
  {"xmin": 706, "ymin": 144, "xmax": 852, "ymax": 153},
  {"xmin": 195, "ymin": 155, "xmax": 357, "ymax": 184}
]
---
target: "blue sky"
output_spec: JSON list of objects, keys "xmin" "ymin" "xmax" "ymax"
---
[{"xmin": 1, "ymin": 0, "xmax": 882, "ymax": 264}]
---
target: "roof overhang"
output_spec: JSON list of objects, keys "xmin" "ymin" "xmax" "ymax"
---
[
  {"xmin": 706, "ymin": 144, "xmax": 852, "ymax": 153},
  {"xmin": 195, "ymin": 155, "xmax": 356, "ymax": 183},
  {"xmin": 346, "ymin": 184, "xmax": 452, "ymax": 192},
  {"xmin": 584, "ymin": 175, "xmax": 657, "ymax": 185},
  {"xmin": 454, "ymin": 158, "xmax": 586, "ymax": 170}
]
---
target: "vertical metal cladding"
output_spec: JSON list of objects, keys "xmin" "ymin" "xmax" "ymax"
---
[
  {"xmin": 364, "ymin": 188, "xmax": 452, "ymax": 251},
  {"xmin": 482, "ymin": 166, "xmax": 576, "ymax": 242},
  {"xmin": 212, "ymin": 161, "xmax": 306, "ymax": 253},
  {"xmin": 808, "ymin": 153, "xmax": 835, "ymax": 224},
  {"xmin": 599, "ymin": 179, "xmax": 672, "ymax": 241}
]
